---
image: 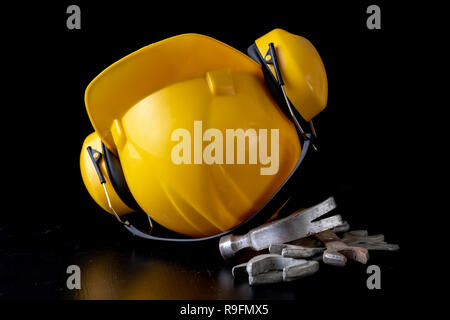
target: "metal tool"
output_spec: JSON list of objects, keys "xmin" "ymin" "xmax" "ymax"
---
[
  {"xmin": 291, "ymin": 229, "xmax": 399, "ymax": 252},
  {"xmin": 289, "ymin": 237, "xmax": 323, "ymax": 247},
  {"xmin": 315, "ymin": 230, "xmax": 369, "ymax": 267},
  {"xmin": 269, "ymin": 243, "xmax": 325, "ymax": 258},
  {"xmin": 219, "ymin": 197, "xmax": 343, "ymax": 259},
  {"xmin": 341, "ymin": 230, "xmax": 399, "ymax": 251},
  {"xmin": 232, "ymin": 254, "xmax": 319, "ymax": 285},
  {"xmin": 342, "ymin": 230, "xmax": 384, "ymax": 242},
  {"xmin": 231, "ymin": 228, "xmax": 398, "ymax": 285},
  {"xmin": 333, "ymin": 221, "xmax": 350, "ymax": 233},
  {"xmin": 286, "ymin": 221, "xmax": 348, "ymax": 247}
]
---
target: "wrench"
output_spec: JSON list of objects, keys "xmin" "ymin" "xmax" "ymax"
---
[
  {"xmin": 316, "ymin": 230, "xmax": 369, "ymax": 267},
  {"xmin": 219, "ymin": 197, "xmax": 343, "ymax": 259}
]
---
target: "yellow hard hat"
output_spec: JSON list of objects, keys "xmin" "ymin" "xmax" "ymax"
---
[{"xmin": 80, "ymin": 28, "xmax": 328, "ymax": 241}]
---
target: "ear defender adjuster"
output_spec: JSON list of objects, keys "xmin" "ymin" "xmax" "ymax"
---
[
  {"xmin": 86, "ymin": 146, "xmax": 154, "ymax": 233},
  {"xmin": 86, "ymin": 146, "xmax": 105, "ymax": 184},
  {"xmin": 257, "ymin": 42, "xmax": 320, "ymax": 151}
]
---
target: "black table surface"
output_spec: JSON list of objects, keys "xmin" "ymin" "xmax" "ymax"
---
[{"xmin": 1, "ymin": 213, "xmax": 404, "ymax": 300}]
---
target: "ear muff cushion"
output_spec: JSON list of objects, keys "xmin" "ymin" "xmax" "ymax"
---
[{"xmin": 101, "ymin": 143, "xmax": 141, "ymax": 211}]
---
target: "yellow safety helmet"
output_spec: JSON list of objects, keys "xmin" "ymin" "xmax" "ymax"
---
[{"xmin": 80, "ymin": 28, "xmax": 328, "ymax": 242}]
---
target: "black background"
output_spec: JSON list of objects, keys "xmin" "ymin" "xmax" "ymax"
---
[{"xmin": 1, "ymin": 0, "xmax": 421, "ymax": 310}]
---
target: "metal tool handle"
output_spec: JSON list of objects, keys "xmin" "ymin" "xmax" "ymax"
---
[{"xmin": 219, "ymin": 197, "xmax": 342, "ymax": 259}]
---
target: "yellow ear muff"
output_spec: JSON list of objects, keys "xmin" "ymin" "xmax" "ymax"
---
[
  {"xmin": 80, "ymin": 132, "xmax": 135, "ymax": 216},
  {"xmin": 254, "ymin": 28, "xmax": 328, "ymax": 121}
]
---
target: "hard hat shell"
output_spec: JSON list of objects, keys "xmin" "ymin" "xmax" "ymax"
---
[{"xmin": 82, "ymin": 32, "xmax": 327, "ymax": 237}]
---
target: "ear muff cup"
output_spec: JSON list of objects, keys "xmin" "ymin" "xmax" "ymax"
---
[
  {"xmin": 101, "ymin": 143, "xmax": 141, "ymax": 211},
  {"xmin": 247, "ymin": 43, "xmax": 310, "ymax": 130}
]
